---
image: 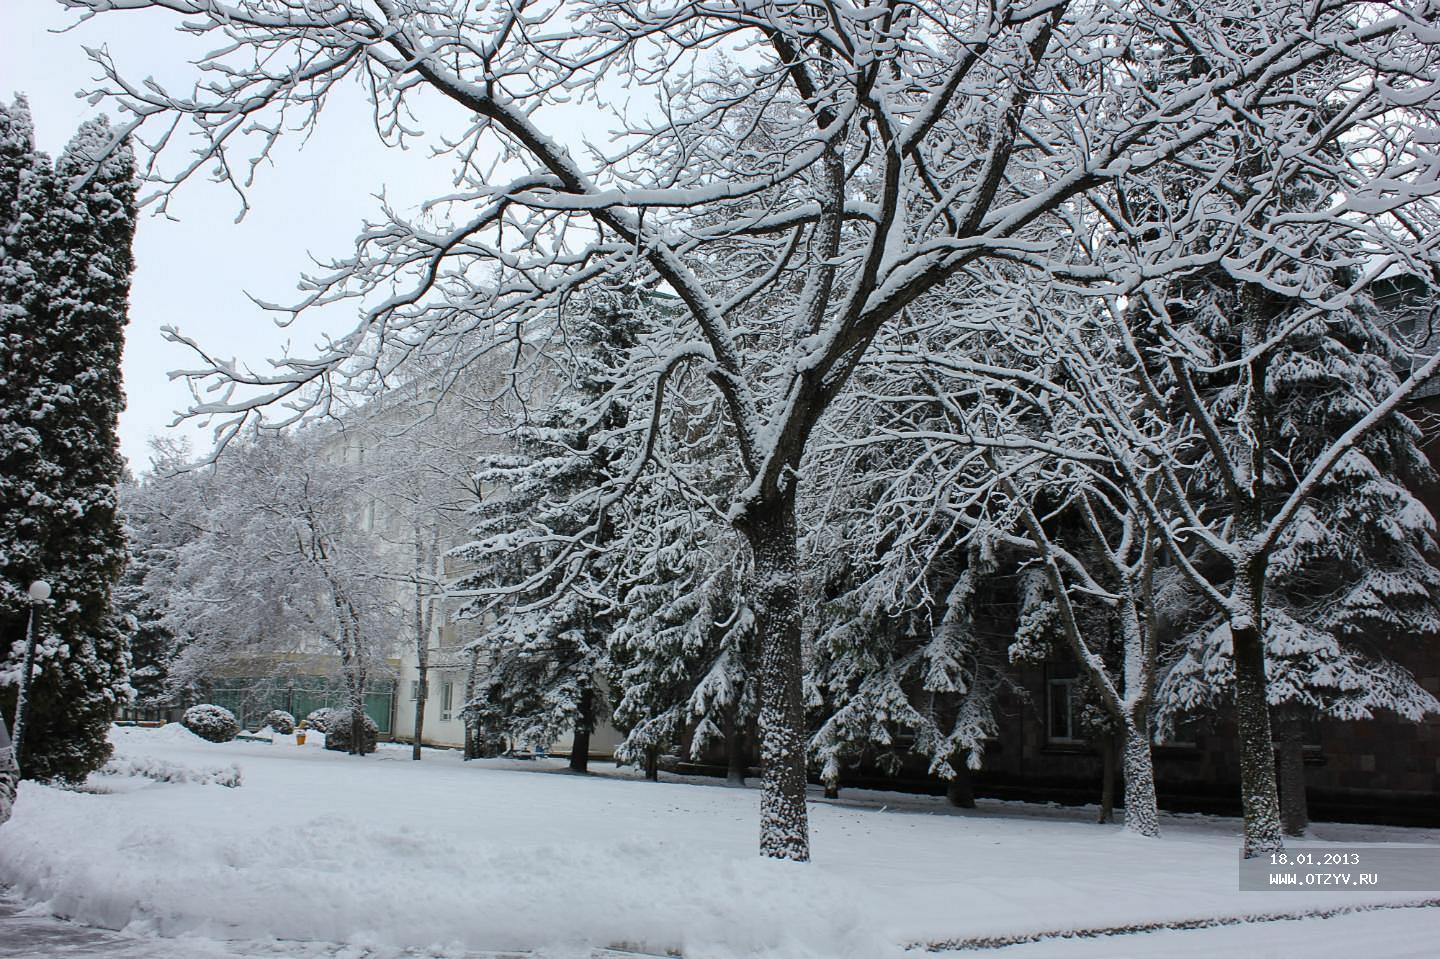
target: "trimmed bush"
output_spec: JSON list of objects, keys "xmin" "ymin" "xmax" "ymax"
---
[
  {"xmin": 261, "ymin": 710, "xmax": 296, "ymax": 735},
  {"xmin": 181, "ymin": 704, "xmax": 240, "ymax": 744},
  {"xmin": 323, "ymin": 708, "xmax": 378, "ymax": 754},
  {"xmin": 304, "ymin": 708, "xmax": 336, "ymax": 732}
]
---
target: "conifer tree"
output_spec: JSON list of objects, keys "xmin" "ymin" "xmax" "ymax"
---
[
  {"xmin": 456, "ymin": 289, "xmax": 647, "ymax": 771},
  {"xmin": 1157, "ymin": 287, "xmax": 1440, "ymax": 834},
  {"xmin": 113, "ymin": 471, "xmax": 185, "ymax": 710},
  {"xmin": 609, "ymin": 498, "xmax": 758, "ymax": 781},
  {"xmin": 605, "ymin": 365, "xmax": 758, "ymax": 782},
  {"xmin": 805, "ymin": 405, "xmax": 1010, "ymax": 801},
  {"xmin": 0, "ymin": 99, "xmax": 135, "ymax": 781}
]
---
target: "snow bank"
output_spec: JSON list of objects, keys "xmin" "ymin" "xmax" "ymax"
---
[
  {"xmin": 0, "ymin": 725, "xmax": 1435, "ymax": 959},
  {"xmin": 146, "ymin": 722, "xmax": 208, "ymax": 743}
]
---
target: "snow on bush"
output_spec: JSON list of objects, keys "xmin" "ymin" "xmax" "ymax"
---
[
  {"xmin": 304, "ymin": 708, "xmax": 336, "ymax": 733},
  {"xmin": 260, "ymin": 710, "xmax": 295, "ymax": 735},
  {"xmin": 100, "ymin": 755, "xmax": 242, "ymax": 788},
  {"xmin": 322, "ymin": 709, "xmax": 377, "ymax": 754},
  {"xmin": 181, "ymin": 705, "xmax": 240, "ymax": 744},
  {"xmin": 148, "ymin": 722, "xmax": 206, "ymax": 743}
]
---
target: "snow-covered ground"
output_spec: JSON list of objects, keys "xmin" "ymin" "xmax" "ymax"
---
[{"xmin": 0, "ymin": 726, "xmax": 1436, "ymax": 959}]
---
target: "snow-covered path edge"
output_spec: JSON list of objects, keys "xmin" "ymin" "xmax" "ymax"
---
[{"xmin": 914, "ymin": 897, "xmax": 1440, "ymax": 952}]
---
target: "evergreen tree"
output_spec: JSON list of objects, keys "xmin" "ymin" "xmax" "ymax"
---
[
  {"xmin": 0, "ymin": 99, "xmax": 135, "ymax": 781},
  {"xmin": 804, "ymin": 397, "xmax": 1011, "ymax": 802},
  {"xmin": 609, "ymin": 498, "xmax": 758, "ymax": 782},
  {"xmin": 113, "ymin": 470, "xmax": 184, "ymax": 710},
  {"xmin": 605, "ymin": 363, "xmax": 759, "ymax": 782},
  {"xmin": 1156, "ymin": 286, "xmax": 1440, "ymax": 832},
  {"xmin": 456, "ymin": 289, "xmax": 647, "ymax": 772}
]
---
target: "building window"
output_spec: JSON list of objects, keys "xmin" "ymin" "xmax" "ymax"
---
[
  {"xmin": 1164, "ymin": 719, "xmax": 1200, "ymax": 749},
  {"xmin": 440, "ymin": 682, "xmax": 454, "ymax": 722},
  {"xmin": 1047, "ymin": 678, "xmax": 1081, "ymax": 744},
  {"xmin": 409, "ymin": 680, "xmax": 429, "ymax": 702}
]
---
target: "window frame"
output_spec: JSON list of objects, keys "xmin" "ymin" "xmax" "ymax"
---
[{"xmin": 1046, "ymin": 676, "xmax": 1083, "ymax": 745}]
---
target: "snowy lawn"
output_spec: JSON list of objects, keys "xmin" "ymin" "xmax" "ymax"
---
[{"xmin": 0, "ymin": 725, "xmax": 1436, "ymax": 959}]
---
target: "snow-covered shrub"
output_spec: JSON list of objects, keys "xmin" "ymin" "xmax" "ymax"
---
[
  {"xmin": 181, "ymin": 704, "xmax": 240, "ymax": 743},
  {"xmin": 323, "ymin": 709, "xmax": 378, "ymax": 754},
  {"xmin": 261, "ymin": 710, "xmax": 296, "ymax": 735},
  {"xmin": 304, "ymin": 708, "xmax": 336, "ymax": 732},
  {"xmin": 100, "ymin": 755, "xmax": 242, "ymax": 788}
]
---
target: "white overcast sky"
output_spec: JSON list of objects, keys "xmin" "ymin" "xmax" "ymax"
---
[{"xmin": 1, "ymin": 0, "xmax": 475, "ymax": 470}]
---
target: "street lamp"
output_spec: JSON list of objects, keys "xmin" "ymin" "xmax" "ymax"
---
[{"xmin": 11, "ymin": 579, "xmax": 51, "ymax": 771}]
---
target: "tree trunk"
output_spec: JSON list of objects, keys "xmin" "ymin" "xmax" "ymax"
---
[
  {"xmin": 411, "ymin": 529, "xmax": 433, "ymax": 761},
  {"xmin": 1276, "ymin": 711, "xmax": 1309, "ymax": 838},
  {"xmin": 1121, "ymin": 723, "xmax": 1159, "ymax": 836},
  {"xmin": 644, "ymin": 744, "xmax": 660, "ymax": 782},
  {"xmin": 741, "ymin": 494, "xmax": 810, "ymax": 861},
  {"xmin": 725, "ymin": 712, "xmax": 746, "ymax": 786},
  {"xmin": 947, "ymin": 764, "xmax": 976, "ymax": 809},
  {"xmin": 569, "ymin": 685, "xmax": 592, "ymax": 773},
  {"xmin": 338, "ymin": 631, "xmax": 370, "ymax": 756},
  {"xmin": 412, "ymin": 666, "xmax": 427, "ymax": 760},
  {"xmin": 462, "ymin": 644, "xmax": 482, "ymax": 760},
  {"xmin": 1232, "ymin": 616, "xmax": 1284, "ymax": 856},
  {"xmin": 348, "ymin": 668, "xmax": 368, "ymax": 757},
  {"xmin": 823, "ymin": 781, "xmax": 840, "ymax": 800},
  {"xmin": 1097, "ymin": 736, "xmax": 1116, "ymax": 824}
]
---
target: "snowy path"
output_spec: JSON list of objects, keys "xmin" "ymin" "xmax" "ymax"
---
[
  {"xmin": 7, "ymin": 889, "xmax": 1437, "ymax": 959},
  {"xmin": 1, "ymin": 726, "xmax": 1437, "ymax": 958},
  {"xmin": 0, "ymin": 891, "xmax": 668, "ymax": 959}
]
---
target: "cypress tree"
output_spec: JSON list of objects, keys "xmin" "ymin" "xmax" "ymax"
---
[{"xmin": 0, "ymin": 99, "xmax": 135, "ymax": 781}]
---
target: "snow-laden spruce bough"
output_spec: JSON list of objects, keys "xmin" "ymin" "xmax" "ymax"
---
[{"xmin": 68, "ymin": 0, "xmax": 1440, "ymax": 860}]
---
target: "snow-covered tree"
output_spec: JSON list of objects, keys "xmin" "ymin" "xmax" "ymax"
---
[
  {"xmin": 812, "ymin": 311, "xmax": 1166, "ymax": 831},
  {"xmin": 610, "ymin": 462, "xmax": 758, "ymax": 781},
  {"xmin": 1018, "ymin": 270, "xmax": 1440, "ymax": 855},
  {"xmin": 804, "ymin": 390, "xmax": 1010, "ymax": 806},
  {"xmin": 111, "ymin": 439, "xmax": 213, "ymax": 709},
  {"xmin": 455, "ymin": 290, "xmax": 646, "ymax": 772},
  {"xmin": 70, "ymin": 0, "xmax": 1440, "ymax": 860},
  {"xmin": 0, "ymin": 98, "xmax": 134, "ymax": 782},
  {"xmin": 159, "ymin": 434, "xmax": 402, "ymax": 754},
  {"xmin": 114, "ymin": 470, "xmax": 181, "ymax": 708},
  {"xmin": 1153, "ymin": 286, "xmax": 1440, "ymax": 836},
  {"xmin": 600, "ymin": 342, "xmax": 760, "ymax": 781},
  {"xmin": 345, "ymin": 378, "xmax": 501, "ymax": 761}
]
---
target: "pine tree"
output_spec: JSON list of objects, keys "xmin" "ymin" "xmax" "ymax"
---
[
  {"xmin": 0, "ymin": 99, "xmax": 135, "ymax": 781},
  {"xmin": 604, "ymin": 363, "xmax": 759, "ymax": 782}
]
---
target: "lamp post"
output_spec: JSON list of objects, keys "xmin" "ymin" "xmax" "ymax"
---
[
  {"xmin": 0, "ymin": 711, "xmax": 16, "ymax": 824},
  {"xmin": 11, "ymin": 579, "xmax": 51, "ymax": 771}
]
